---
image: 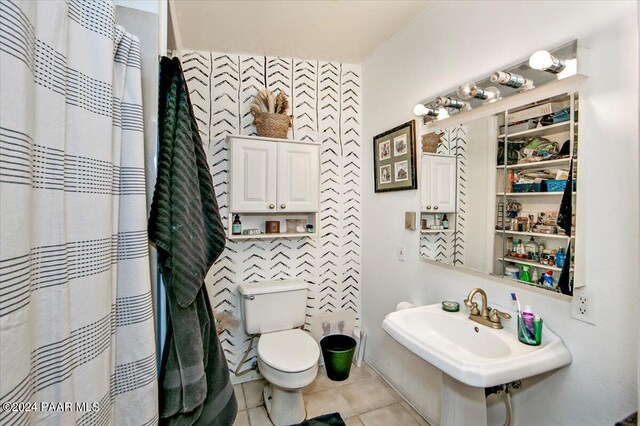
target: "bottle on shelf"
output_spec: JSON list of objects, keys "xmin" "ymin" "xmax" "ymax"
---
[
  {"xmin": 442, "ymin": 214, "xmax": 449, "ymax": 229},
  {"xmin": 520, "ymin": 265, "xmax": 531, "ymax": 282},
  {"xmin": 517, "ymin": 239, "xmax": 524, "ymax": 255},
  {"xmin": 525, "ymin": 237, "xmax": 538, "ymax": 259},
  {"xmin": 232, "ymin": 214, "xmax": 242, "ymax": 235},
  {"xmin": 531, "ymin": 268, "xmax": 539, "ymax": 283},
  {"xmin": 511, "ymin": 238, "xmax": 518, "ymax": 254},
  {"xmin": 555, "ymin": 247, "xmax": 566, "ymax": 268}
]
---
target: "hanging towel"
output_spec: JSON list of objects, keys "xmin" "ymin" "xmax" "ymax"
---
[
  {"xmin": 149, "ymin": 56, "xmax": 236, "ymax": 425},
  {"xmin": 557, "ymin": 157, "xmax": 574, "ymax": 296}
]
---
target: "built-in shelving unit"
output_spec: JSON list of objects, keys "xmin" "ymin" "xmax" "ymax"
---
[{"xmin": 493, "ymin": 90, "xmax": 579, "ymax": 295}]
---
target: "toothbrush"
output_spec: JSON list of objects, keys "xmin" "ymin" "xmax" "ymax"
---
[{"xmin": 510, "ymin": 293, "xmax": 521, "ymax": 314}]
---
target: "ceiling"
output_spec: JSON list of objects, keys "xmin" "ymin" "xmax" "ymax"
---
[{"xmin": 168, "ymin": 0, "xmax": 432, "ymax": 63}]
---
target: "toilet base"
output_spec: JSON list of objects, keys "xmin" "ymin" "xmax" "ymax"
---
[{"xmin": 263, "ymin": 383, "xmax": 306, "ymax": 426}]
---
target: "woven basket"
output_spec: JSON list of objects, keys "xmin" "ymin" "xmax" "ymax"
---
[
  {"xmin": 421, "ymin": 133, "xmax": 441, "ymax": 153},
  {"xmin": 253, "ymin": 112, "xmax": 292, "ymax": 138}
]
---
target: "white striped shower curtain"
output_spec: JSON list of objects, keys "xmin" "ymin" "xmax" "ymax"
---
[{"xmin": 0, "ymin": 1, "xmax": 158, "ymax": 424}]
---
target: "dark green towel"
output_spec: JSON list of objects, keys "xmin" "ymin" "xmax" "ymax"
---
[{"xmin": 150, "ymin": 56, "xmax": 236, "ymax": 426}]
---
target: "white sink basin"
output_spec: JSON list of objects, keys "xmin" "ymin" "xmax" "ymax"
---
[{"xmin": 382, "ymin": 303, "xmax": 571, "ymax": 387}]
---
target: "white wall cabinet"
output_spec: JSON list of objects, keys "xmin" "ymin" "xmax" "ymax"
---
[
  {"xmin": 227, "ymin": 135, "xmax": 320, "ymax": 239},
  {"xmin": 421, "ymin": 154, "xmax": 457, "ymax": 213}
]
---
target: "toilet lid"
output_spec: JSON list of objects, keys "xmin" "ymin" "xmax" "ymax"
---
[{"xmin": 258, "ymin": 329, "xmax": 320, "ymax": 373}]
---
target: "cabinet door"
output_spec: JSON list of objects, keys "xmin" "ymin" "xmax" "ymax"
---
[
  {"xmin": 229, "ymin": 138, "xmax": 277, "ymax": 212},
  {"xmin": 420, "ymin": 155, "xmax": 432, "ymax": 211},
  {"xmin": 429, "ymin": 156, "xmax": 457, "ymax": 213},
  {"xmin": 277, "ymin": 142, "xmax": 319, "ymax": 212}
]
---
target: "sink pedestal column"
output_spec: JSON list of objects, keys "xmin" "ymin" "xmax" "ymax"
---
[{"xmin": 441, "ymin": 374, "xmax": 487, "ymax": 426}]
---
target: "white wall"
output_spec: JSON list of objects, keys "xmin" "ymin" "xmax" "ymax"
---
[{"xmin": 362, "ymin": 2, "xmax": 638, "ymax": 425}]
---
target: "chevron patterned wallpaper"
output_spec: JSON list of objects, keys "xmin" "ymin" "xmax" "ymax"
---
[
  {"xmin": 420, "ymin": 126, "xmax": 467, "ymax": 265},
  {"xmin": 179, "ymin": 51, "xmax": 362, "ymax": 382}
]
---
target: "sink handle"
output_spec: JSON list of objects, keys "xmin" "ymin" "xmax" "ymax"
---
[
  {"xmin": 489, "ymin": 309, "xmax": 512, "ymax": 323},
  {"xmin": 463, "ymin": 298, "xmax": 480, "ymax": 315}
]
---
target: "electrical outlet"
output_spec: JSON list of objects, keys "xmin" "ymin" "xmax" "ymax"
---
[
  {"xmin": 571, "ymin": 292, "xmax": 596, "ymax": 324},
  {"xmin": 397, "ymin": 244, "xmax": 406, "ymax": 262}
]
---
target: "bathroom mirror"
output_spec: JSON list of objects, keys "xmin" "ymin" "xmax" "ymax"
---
[
  {"xmin": 419, "ymin": 90, "xmax": 581, "ymax": 297},
  {"xmin": 419, "ymin": 116, "xmax": 497, "ymax": 274}
]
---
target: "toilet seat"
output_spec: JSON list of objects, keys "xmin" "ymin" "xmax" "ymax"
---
[{"xmin": 258, "ymin": 329, "xmax": 320, "ymax": 373}]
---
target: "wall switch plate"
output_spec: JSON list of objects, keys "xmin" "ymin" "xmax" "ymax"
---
[
  {"xmin": 405, "ymin": 212, "xmax": 416, "ymax": 230},
  {"xmin": 397, "ymin": 244, "xmax": 406, "ymax": 262},
  {"xmin": 570, "ymin": 290, "xmax": 596, "ymax": 325}
]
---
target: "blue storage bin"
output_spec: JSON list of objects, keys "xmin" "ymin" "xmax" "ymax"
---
[
  {"xmin": 544, "ymin": 179, "xmax": 577, "ymax": 192},
  {"xmin": 513, "ymin": 182, "xmax": 543, "ymax": 193}
]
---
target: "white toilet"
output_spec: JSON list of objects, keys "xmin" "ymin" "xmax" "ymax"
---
[{"xmin": 239, "ymin": 279, "xmax": 319, "ymax": 426}]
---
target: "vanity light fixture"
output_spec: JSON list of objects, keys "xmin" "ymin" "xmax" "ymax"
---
[
  {"xmin": 457, "ymin": 82, "xmax": 501, "ymax": 104},
  {"xmin": 490, "ymin": 71, "xmax": 534, "ymax": 91},
  {"xmin": 435, "ymin": 96, "xmax": 470, "ymax": 111}
]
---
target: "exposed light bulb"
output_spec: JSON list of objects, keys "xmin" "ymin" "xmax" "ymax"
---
[
  {"xmin": 457, "ymin": 82, "xmax": 501, "ymax": 103},
  {"xmin": 490, "ymin": 71, "xmax": 534, "ymax": 91},
  {"xmin": 435, "ymin": 96, "xmax": 469, "ymax": 111},
  {"xmin": 437, "ymin": 108, "xmax": 449, "ymax": 120},
  {"xmin": 413, "ymin": 104, "xmax": 428, "ymax": 116},
  {"xmin": 482, "ymin": 86, "xmax": 501, "ymax": 103},
  {"xmin": 529, "ymin": 50, "xmax": 566, "ymax": 74},
  {"xmin": 414, "ymin": 104, "xmax": 439, "ymax": 118},
  {"xmin": 457, "ymin": 82, "xmax": 482, "ymax": 100}
]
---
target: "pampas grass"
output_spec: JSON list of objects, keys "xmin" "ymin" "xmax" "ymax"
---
[{"xmin": 250, "ymin": 89, "xmax": 289, "ymax": 115}]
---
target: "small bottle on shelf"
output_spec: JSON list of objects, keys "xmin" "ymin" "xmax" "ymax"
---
[
  {"xmin": 555, "ymin": 247, "xmax": 566, "ymax": 268},
  {"xmin": 520, "ymin": 265, "xmax": 531, "ymax": 282},
  {"xmin": 531, "ymin": 268, "xmax": 539, "ymax": 283},
  {"xmin": 232, "ymin": 214, "xmax": 242, "ymax": 235},
  {"xmin": 525, "ymin": 237, "xmax": 538, "ymax": 259},
  {"xmin": 442, "ymin": 214, "xmax": 449, "ymax": 229}
]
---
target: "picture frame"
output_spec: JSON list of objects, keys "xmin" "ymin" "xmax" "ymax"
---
[{"xmin": 373, "ymin": 120, "xmax": 417, "ymax": 192}]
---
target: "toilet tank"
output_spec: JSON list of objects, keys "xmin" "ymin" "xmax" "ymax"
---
[{"xmin": 238, "ymin": 279, "xmax": 308, "ymax": 335}]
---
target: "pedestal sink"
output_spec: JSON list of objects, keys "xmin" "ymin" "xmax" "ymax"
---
[{"xmin": 382, "ymin": 303, "xmax": 571, "ymax": 425}]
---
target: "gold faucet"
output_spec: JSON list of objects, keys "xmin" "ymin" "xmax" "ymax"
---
[{"xmin": 463, "ymin": 288, "xmax": 511, "ymax": 329}]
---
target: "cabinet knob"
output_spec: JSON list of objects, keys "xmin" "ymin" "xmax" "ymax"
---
[
  {"xmin": 434, "ymin": 206, "xmax": 439, "ymax": 210},
  {"xmin": 280, "ymin": 204, "xmax": 286, "ymax": 209},
  {"xmin": 269, "ymin": 204, "xmax": 275, "ymax": 209},
  {"xmin": 426, "ymin": 206, "xmax": 432, "ymax": 210}
]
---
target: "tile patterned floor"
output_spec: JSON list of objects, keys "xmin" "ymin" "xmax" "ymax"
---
[{"xmin": 233, "ymin": 362, "xmax": 430, "ymax": 426}]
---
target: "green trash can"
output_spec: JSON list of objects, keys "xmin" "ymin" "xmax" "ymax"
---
[{"xmin": 320, "ymin": 334, "xmax": 357, "ymax": 381}]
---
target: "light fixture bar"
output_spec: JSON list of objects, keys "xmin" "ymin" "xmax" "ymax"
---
[
  {"xmin": 435, "ymin": 96, "xmax": 469, "ymax": 110},
  {"xmin": 490, "ymin": 71, "xmax": 534, "ymax": 91}
]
